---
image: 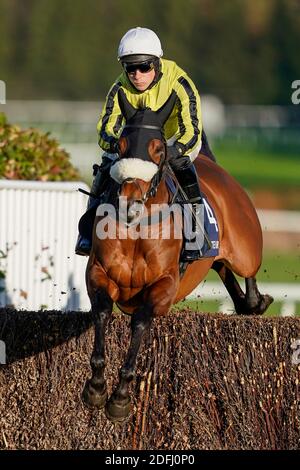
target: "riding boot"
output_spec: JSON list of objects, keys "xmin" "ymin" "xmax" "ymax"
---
[
  {"xmin": 173, "ymin": 163, "xmax": 207, "ymax": 262},
  {"xmin": 75, "ymin": 157, "xmax": 113, "ymax": 256}
]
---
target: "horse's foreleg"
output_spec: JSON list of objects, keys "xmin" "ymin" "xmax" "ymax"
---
[
  {"xmin": 82, "ymin": 288, "xmax": 113, "ymax": 409},
  {"xmin": 105, "ymin": 305, "xmax": 153, "ymax": 422}
]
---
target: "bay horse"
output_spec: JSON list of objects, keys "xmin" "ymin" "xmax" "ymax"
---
[{"xmin": 82, "ymin": 89, "xmax": 273, "ymax": 421}]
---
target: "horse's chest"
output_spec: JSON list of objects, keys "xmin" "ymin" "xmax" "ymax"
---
[
  {"xmin": 108, "ymin": 257, "xmax": 159, "ymax": 288},
  {"xmin": 104, "ymin": 246, "xmax": 167, "ymax": 290}
]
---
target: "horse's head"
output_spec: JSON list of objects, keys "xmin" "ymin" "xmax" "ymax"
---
[{"xmin": 109, "ymin": 89, "xmax": 177, "ymax": 225}]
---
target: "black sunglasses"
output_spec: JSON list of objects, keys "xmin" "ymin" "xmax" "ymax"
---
[{"xmin": 123, "ymin": 60, "xmax": 155, "ymax": 74}]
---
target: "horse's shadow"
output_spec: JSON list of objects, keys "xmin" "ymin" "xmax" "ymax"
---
[{"xmin": 0, "ymin": 309, "xmax": 94, "ymax": 365}]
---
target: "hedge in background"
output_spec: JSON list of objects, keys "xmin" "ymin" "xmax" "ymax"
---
[{"xmin": 0, "ymin": 113, "xmax": 79, "ymax": 181}]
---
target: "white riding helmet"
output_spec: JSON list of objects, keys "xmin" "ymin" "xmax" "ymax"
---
[{"xmin": 118, "ymin": 27, "xmax": 163, "ymax": 61}]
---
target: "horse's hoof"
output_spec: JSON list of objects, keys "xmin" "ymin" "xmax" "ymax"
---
[
  {"xmin": 257, "ymin": 294, "xmax": 274, "ymax": 315},
  {"xmin": 243, "ymin": 294, "xmax": 274, "ymax": 316},
  {"xmin": 82, "ymin": 380, "xmax": 107, "ymax": 409},
  {"xmin": 105, "ymin": 396, "xmax": 131, "ymax": 422}
]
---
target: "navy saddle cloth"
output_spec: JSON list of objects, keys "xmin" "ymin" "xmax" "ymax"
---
[{"xmin": 166, "ymin": 176, "xmax": 219, "ymax": 258}]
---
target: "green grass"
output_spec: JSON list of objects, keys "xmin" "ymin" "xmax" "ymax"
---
[
  {"xmin": 191, "ymin": 251, "xmax": 300, "ymax": 284},
  {"xmin": 212, "ymin": 129, "xmax": 300, "ymax": 190},
  {"xmin": 172, "ymin": 251, "xmax": 300, "ymax": 316},
  {"xmin": 215, "ymin": 147, "xmax": 300, "ymax": 188},
  {"xmin": 257, "ymin": 252, "xmax": 300, "ymax": 283},
  {"xmin": 172, "ymin": 299, "xmax": 300, "ymax": 316}
]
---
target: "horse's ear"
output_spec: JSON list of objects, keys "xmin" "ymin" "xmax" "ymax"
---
[
  {"xmin": 156, "ymin": 91, "xmax": 177, "ymax": 126},
  {"xmin": 118, "ymin": 88, "xmax": 137, "ymax": 122}
]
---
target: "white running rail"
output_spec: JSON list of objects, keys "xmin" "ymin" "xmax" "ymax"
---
[
  {"xmin": 0, "ymin": 180, "xmax": 91, "ymax": 311},
  {"xmin": 257, "ymin": 209, "xmax": 300, "ymax": 233}
]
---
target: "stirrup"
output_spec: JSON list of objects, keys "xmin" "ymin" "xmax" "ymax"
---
[{"xmin": 180, "ymin": 247, "xmax": 203, "ymax": 262}]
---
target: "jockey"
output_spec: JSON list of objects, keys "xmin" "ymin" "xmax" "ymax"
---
[{"xmin": 76, "ymin": 27, "xmax": 204, "ymax": 261}]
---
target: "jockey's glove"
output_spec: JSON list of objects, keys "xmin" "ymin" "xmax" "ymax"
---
[{"xmin": 110, "ymin": 140, "xmax": 120, "ymax": 154}]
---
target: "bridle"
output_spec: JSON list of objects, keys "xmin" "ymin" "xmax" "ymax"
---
[{"xmin": 117, "ymin": 123, "xmax": 168, "ymax": 205}]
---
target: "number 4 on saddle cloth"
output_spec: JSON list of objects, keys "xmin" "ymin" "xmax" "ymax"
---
[{"xmin": 165, "ymin": 176, "xmax": 219, "ymax": 261}]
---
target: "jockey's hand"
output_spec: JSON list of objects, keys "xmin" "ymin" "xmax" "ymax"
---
[
  {"xmin": 167, "ymin": 143, "xmax": 185, "ymax": 161},
  {"xmin": 110, "ymin": 140, "xmax": 120, "ymax": 154}
]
